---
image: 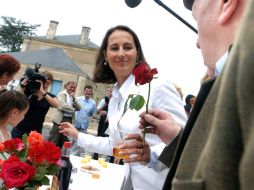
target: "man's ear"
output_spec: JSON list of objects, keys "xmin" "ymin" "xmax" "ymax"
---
[
  {"xmin": 218, "ymin": 0, "xmax": 239, "ymax": 24},
  {"xmin": 45, "ymin": 80, "xmax": 51, "ymax": 85}
]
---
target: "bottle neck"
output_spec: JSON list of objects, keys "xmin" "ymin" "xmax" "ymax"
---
[{"xmin": 62, "ymin": 147, "xmax": 71, "ymax": 157}]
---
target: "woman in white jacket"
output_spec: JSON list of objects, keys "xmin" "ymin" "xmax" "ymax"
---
[{"xmin": 59, "ymin": 25, "xmax": 187, "ymax": 190}]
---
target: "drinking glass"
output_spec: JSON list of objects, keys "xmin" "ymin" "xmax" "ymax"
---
[
  {"xmin": 80, "ymin": 151, "xmax": 93, "ymax": 164},
  {"xmin": 113, "ymin": 129, "xmax": 135, "ymax": 159},
  {"xmin": 98, "ymin": 154, "xmax": 110, "ymax": 168}
]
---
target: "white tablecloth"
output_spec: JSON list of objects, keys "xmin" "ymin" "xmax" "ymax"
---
[{"xmin": 69, "ymin": 155, "xmax": 128, "ymax": 190}]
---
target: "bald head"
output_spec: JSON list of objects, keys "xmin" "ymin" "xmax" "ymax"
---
[{"xmin": 183, "ymin": 0, "xmax": 248, "ymax": 77}]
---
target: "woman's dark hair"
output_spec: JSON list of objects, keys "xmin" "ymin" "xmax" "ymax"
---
[
  {"xmin": 0, "ymin": 54, "xmax": 21, "ymax": 77},
  {"xmin": 0, "ymin": 90, "xmax": 29, "ymax": 122},
  {"xmin": 185, "ymin": 94, "xmax": 195, "ymax": 105},
  {"xmin": 93, "ymin": 25, "xmax": 146, "ymax": 84}
]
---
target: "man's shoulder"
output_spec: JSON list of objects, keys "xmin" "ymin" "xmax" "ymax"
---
[
  {"xmin": 76, "ymin": 96, "xmax": 84, "ymax": 101},
  {"xmin": 57, "ymin": 90, "xmax": 66, "ymax": 96},
  {"xmin": 91, "ymin": 98, "xmax": 96, "ymax": 104}
]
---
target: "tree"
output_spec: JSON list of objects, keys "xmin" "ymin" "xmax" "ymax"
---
[{"xmin": 0, "ymin": 16, "xmax": 40, "ymax": 52}]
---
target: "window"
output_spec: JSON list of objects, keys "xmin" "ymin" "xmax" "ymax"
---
[{"xmin": 50, "ymin": 80, "xmax": 63, "ymax": 96}]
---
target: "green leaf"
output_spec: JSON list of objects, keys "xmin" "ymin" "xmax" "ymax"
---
[
  {"xmin": 38, "ymin": 176, "xmax": 50, "ymax": 186},
  {"xmin": 22, "ymin": 133, "xmax": 28, "ymax": 144},
  {"xmin": 47, "ymin": 164, "xmax": 60, "ymax": 175},
  {"xmin": 34, "ymin": 166, "xmax": 47, "ymax": 181},
  {"xmin": 129, "ymin": 95, "xmax": 145, "ymax": 111},
  {"xmin": 17, "ymin": 149, "xmax": 27, "ymax": 162},
  {"xmin": 123, "ymin": 94, "xmax": 133, "ymax": 115},
  {"xmin": 0, "ymin": 186, "xmax": 7, "ymax": 190}
]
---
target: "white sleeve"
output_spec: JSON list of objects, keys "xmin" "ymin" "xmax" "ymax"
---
[
  {"xmin": 97, "ymin": 99, "xmax": 105, "ymax": 110},
  {"xmin": 147, "ymin": 76, "xmax": 187, "ymax": 170},
  {"xmin": 150, "ymin": 76, "xmax": 187, "ymax": 128},
  {"xmin": 77, "ymin": 132, "xmax": 114, "ymax": 156},
  {"xmin": 149, "ymin": 145, "xmax": 169, "ymax": 171}
]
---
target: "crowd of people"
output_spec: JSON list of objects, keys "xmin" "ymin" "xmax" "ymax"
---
[{"xmin": 0, "ymin": 0, "xmax": 253, "ymax": 189}]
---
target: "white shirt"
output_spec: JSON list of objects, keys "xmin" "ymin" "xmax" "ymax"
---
[
  {"xmin": 63, "ymin": 89, "xmax": 74, "ymax": 117},
  {"xmin": 215, "ymin": 52, "xmax": 228, "ymax": 76},
  {"xmin": 97, "ymin": 98, "xmax": 106, "ymax": 110},
  {"xmin": 77, "ymin": 75, "xmax": 187, "ymax": 190}
]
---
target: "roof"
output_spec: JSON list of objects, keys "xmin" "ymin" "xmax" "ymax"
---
[
  {"xmin": 36, "ymin": 35, "xmax": 99, "ymax": 49},
  {"xmin": 2, "ymin": 48, "xmax": 85, "ymax": 74}
]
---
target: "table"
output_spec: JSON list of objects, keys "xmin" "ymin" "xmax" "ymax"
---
[{"xmin": 69, "ymin": 155, "xmax": 128, "ymax": 190}]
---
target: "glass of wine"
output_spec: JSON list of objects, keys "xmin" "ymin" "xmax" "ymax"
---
[
  {"xmin": 80, "ymin": 151, "xmax": 93, "ymax": 164},
  {"xmin": 113, "ymin": 129, "xmax": 135, "ymax": 159}
]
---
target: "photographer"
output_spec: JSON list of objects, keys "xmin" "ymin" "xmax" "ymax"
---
[{"xmin": 11, "ymin": 70, "xmax": 59, "ymax": 139}]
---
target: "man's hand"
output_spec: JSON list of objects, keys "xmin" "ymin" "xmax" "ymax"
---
[
  {"xmin": 139, "ymin": 109, "xmax": 181, "ymax": 144},
  {"xmin": 59, "ymin": 122, "xmax": 79, "ymax": 138}
]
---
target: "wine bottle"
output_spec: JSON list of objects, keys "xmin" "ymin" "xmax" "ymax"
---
[{"xmin": 58, "ymin": 141, "xmax": 73, "ymax": 190}]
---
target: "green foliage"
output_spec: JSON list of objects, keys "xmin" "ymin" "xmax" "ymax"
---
[
  {"xmin": 47, "ymin": 164, "xmax": 60, "ymax": 175},
  {"xmin": 39, "ymin": 176, "xmax": 50, "ymax": 186},
  {"xmin": 122, "ymin": 94, "xmax": 145, "ymax": 116},
  {"xmin": 34, "ymin": 166, "xmax": 47, "ymax": 181},
  {"xmin": 0, "ymin": 16, "xmax": 40, "ymax": 52},
  {"xmin": 123, "ymin": 94, "xmax": 134, "ymax": 115},
  {"xmin": 129, "ymin": 95, "xmax": 145, "ymax": 111}
]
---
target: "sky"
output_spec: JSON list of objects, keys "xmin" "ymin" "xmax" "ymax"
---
[{"xmin": 1, "ymin": 0, "xmax": 206, "ymax": 98}]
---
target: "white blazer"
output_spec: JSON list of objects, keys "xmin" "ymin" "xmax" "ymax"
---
[{"xmin": 77, "ymin": 75, "xmax": 187, "ymax": 190}]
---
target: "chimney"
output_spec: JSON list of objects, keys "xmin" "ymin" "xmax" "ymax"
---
[
  {"xmin": 46, "ymin": 20, "xmax": 59, "ymax": 40},
  {"xmin": 79, "ymin": 26, "xmax": 91, "ymax": 46}
]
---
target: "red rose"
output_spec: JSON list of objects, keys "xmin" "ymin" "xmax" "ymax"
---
[
  {"xmin": 3, "ymin": 138, "xmax": 24, "ymax": 154},
  {"xmin": 28, "ymin": 142, "xmax": 47, "ymax": 164},
  {"xmin": 132, "ymin": 63, "xmax": 158, "ymax": 85},
  {"xmin": 0, "ymin": 156, "xmax": 35, "ymax": 189},
  {"xmin": 44, "ymin": 141, "xmax": 61, "ymax": 163},
  {"xmin": 27, "ymin": 131, "xmax": 44, "ymax": 145}
]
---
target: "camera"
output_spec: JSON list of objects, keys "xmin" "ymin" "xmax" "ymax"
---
[{"xmin": 21, "ymin": 63, "xmax": 47, "ymax": 96}]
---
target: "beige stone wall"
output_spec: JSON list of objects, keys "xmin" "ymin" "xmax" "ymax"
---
[
  {"xmin": 22, "ymin": 38, "xmax": 98, "ymax": 78},
  {"xmin": 20, "ymin": 36, "xmax": 109, "ymax": 125}
]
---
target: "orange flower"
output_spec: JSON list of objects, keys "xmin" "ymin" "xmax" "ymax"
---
[
  {"xmin": 27, "ymin": 131, "xmax": 44, "ymax": 145},
  {"xmin": 0, "ymin": 143, "xmax": 4, "ymax": 152}
]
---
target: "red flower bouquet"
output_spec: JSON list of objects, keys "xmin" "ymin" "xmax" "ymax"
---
[
  {"xmin": 0, "ymin": 131, "xmax": 61, "ymax": 190},
  {"xmin": 123, "ymin": 62, "xmax": 158, "ymax": 142}
]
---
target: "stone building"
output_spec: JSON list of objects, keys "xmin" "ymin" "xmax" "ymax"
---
[
  {"xmin": 2, "ymin": 20, "xmax": 109, "ymax": 126},
  {"xmin": 4, "ymin": 20, "xmax": 107, "ymax": 102}
]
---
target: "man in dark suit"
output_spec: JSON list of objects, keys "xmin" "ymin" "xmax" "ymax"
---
[
  {"xmin": 138, "ymin": 0, "xmax": 253, "ymax": 189},
  {"xmin": 120, "ymin": 0, "xmax": 252, "ymax": 189}
]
